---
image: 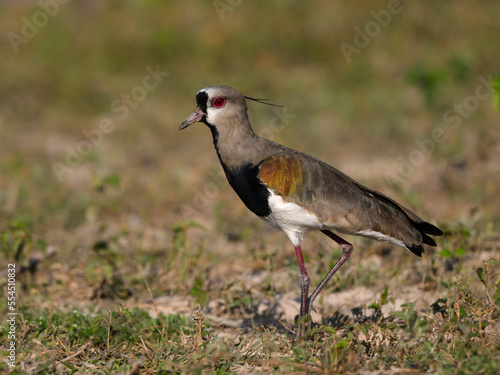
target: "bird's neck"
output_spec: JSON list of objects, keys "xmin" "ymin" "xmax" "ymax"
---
[{"xmin": 208, "ymin": 120, "xmax": 270, "ymax": 171}]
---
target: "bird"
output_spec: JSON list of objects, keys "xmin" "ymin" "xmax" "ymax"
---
[{"xmin": 179, "ymin": 85, "xmax": 443, "ymax": 338}]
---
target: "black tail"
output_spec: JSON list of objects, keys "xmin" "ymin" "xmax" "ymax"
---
[{"xmin": 407, "ymin": 220, "xmax": 443, "ymax": 257}]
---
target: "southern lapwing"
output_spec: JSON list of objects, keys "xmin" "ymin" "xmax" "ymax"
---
[{"xmin": 180, "ymin": 85, "xmax": 443, "ymax": 338}]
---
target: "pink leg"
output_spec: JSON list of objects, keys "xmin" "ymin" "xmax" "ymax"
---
[
  {"xmin": 294, "ymin": 244, "xmax": 309, "ymax": 319},
  {"xmin": 293, "ymin": 231, "xmax": 353, "ymax": 341},
  {"xmin": 307, "ymin": 230, "xmax": 353, "ymax": 314}
]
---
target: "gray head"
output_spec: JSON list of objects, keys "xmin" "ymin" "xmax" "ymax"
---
[{"xmin": 179, "ymin": 85, "xmax": 250, "ymax": 131}]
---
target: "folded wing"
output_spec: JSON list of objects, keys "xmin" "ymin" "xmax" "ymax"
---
[{"xmin": 259, "ymin": 153, "xmax": 443, "ymax": 256}]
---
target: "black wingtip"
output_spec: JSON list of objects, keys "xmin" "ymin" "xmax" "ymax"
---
[
  {"xmin": 407, "ymin": 244, "xmax": 424, "ymax": 257},
  {"xmin": 422, "ymin": 233, "xmax": 437, "ymax": 247},
  {"xmin": 413, "ymin": 221, "xmax": 443, "ymax": 237}
]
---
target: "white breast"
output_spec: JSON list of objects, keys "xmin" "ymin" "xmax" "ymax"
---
[{"xmin": 260, "ymin": 190, "xmax": 322, "ymax": 246}]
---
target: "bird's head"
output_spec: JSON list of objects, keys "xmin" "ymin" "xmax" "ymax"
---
[{"xmin": 179, "ymin": 85, "xmax": 248, "ymax": 131}]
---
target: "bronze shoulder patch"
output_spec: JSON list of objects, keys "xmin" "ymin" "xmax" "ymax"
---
[{"xmin": 259, "ymin": 155, "xmax": 304, "ymax": 198}]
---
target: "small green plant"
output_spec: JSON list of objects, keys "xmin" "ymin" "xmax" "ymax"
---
[
  {"xmin": 0, "ymin": 223, "xmax": 32, "ymax": 262},
  {"xmin": 438, "ymin": 246, "xmax": 466, "ymax": 258},
  {"xmin": 476, "ymin": 259, "xmax": 500, "ymax": 307},
  {"xmin": 390, "ymin": 302, "xmax": 431, "ymax": 339},
  {"xmin": 190, "ymin": 273, "xmax": 209, "ymax": 306},
  {"xmin": 369, "ymin": 287, "xmax": 393, "ymax": 311},
  {"xmin": 492, "ymin": 77, "xmax": 500, "ymax": 110},
  {"xmin": 407, "ymin": 63, "xmax": 446, "ymax": 106},
  {"xmin": 92, "ymin": 173, "xmax": 120, "ymax": 192},
  {"xmin": 172, "ymin": 221, "xmax": 205, "ymax": 250}
]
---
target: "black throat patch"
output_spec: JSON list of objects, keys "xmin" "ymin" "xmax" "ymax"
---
[
  {"xmin": 208, "ymin": 127, "xmax": 271, "ymax": 217},
  {"xmin": 223, "ymin": 162, "xmax": 272, "ymax": 217}
]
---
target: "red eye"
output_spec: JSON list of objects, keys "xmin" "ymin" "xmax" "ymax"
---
[{"xmin": 213, "ymin": 97, "xmax": 226, "ymax": 108}]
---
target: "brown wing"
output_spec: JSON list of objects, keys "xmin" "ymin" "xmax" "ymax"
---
[{"xmin": 259, "ymin": 153, "xmax": 442, "ymax": 253}]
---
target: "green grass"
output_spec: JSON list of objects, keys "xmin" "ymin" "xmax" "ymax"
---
[
  {"xmin": 1, "ymin": 263, "xmax": 499, "ymax": 373},
  {"xmin": 1, "ymin": 1, "xmax": 500, "ymax": 373},
  {"xmin": 1, "ymin": 211, "xmax": 499, "ymax": 373}
]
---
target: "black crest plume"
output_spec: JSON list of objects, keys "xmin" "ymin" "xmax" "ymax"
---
[{"xmin": 244, "ymin": 96, "xmax": 283, "ymax": 108}]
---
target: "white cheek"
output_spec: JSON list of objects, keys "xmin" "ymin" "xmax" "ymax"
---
[
  {"xmin": 205, "ymin": 106, "xmax": 220, "ymax": 123},
  {"xmin": 206, "ymin": 105, "xmax": 229, "ymax": 125}
]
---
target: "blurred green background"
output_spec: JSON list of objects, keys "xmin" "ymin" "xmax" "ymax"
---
[{"xmin": 1, "ymin": 0, "xmax": 499, "ymax": 236}]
